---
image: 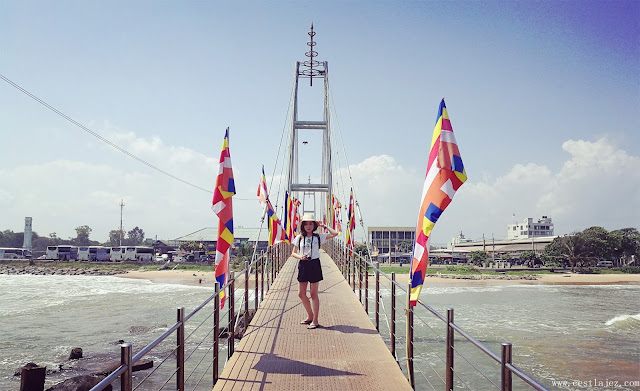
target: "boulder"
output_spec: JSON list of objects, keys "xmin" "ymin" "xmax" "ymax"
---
[{"xmin": 69, "ymin": 348, "xmax": 83, "ymax": 360}]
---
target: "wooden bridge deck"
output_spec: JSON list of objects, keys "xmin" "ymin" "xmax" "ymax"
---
[{"xmin": 213, "ymin": 250, "xmax": 412, "ymax": 391}]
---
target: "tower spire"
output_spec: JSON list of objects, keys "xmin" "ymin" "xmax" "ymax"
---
[{"xmin": 300, "ymin": 23, "xmax": 324, "ymax": 86}]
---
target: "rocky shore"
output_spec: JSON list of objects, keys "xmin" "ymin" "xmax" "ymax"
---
[
  {"xmin": 428, "ymin": 273, "xmax": 539, "ymax": 280},
  {"xmin": 0, "ymin": 265, "xmax": 129, "ymax": 276}
]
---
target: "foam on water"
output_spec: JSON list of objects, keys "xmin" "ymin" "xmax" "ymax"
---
[{"xmin": 605, "ymin": 313, "xmax": 640, "ymax": 329}]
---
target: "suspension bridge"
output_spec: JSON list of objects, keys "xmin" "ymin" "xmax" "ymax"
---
[{"xmin": 89, "ymin": 26, "xmax": 550, "ymax": 391}]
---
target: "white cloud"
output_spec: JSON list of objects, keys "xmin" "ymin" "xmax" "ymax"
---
[{"xmin": 340, "ymin": 138, "xmax": 639, "ymax": 246}]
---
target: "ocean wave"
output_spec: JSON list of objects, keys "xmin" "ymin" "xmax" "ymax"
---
[{"xmin": 605, "ymin": 314, "xmax": 640, "ymax": 329}]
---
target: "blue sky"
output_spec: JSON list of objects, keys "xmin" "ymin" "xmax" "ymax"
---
[{"xmin": 1, "ymin": 1, "xmax": 638, "ymax": 246}]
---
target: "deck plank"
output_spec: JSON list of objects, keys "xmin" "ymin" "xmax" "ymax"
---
[{"xmin": 213, "ymin": 250, "xmax": 412, "ymax": 391}]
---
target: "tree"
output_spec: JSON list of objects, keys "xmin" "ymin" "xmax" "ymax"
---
[
  {"xmin": 0, "ymin": 230, "xmax": 23, "ymax": 248},
  {"xmin": 580, "ymin": 226, "xmax": 614, "ymax": 261},
  {"xmin": 108, "ymin": 229, "xmax": 125, "ymax": 246},
  {"xmin": 397, "ymin": 241, "xmax": 412, "ymax": 252},
  {"xmin": 468, "ymin": 251, "xmax": 488, "ymax": 266},
  {"xmin": 74, "ymin": 225, "xmax": 92, "ymax": 246},
  {"xmin": 354, "ymin": 244, "xmax": 368, "ymax": 256},
  {"xmin": 519, "ymin": 251, "xmax": 540, "ymax": 267},
  {"xmin": 611, "ymin": 228, "xmax": 640, "ymax": 264},
  {"xmin": 127, "ymin": 226, "xmax": 145, "ymax": 246},
  {"xmin": 179, "ymin": 241, "xmax": 200, "ymax": 252}
]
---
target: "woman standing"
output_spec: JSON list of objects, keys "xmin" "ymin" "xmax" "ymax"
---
[{"xmin": 291, "ymin": 213, "xmax": 338, "ymax": 329}]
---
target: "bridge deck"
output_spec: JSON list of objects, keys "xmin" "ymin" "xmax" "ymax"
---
[{"xmin": 213, "ymin": 250, "xmax": 412, "ymax": 391}]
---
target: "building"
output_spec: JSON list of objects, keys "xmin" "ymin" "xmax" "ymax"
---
[
  {"xmin": 170, "ymin": 227, "xmax": 270, "ymax": 253},
  {"xmin": 448, "ymin": 231, "xmax": 474, "ymax": 250},
  {"xmin": 367, "ymin": 226, "xmax": 415, "ymax": 261},
  {"xmin": 507, "ymin": 216, "xmax": 554, "ymax": 240}
]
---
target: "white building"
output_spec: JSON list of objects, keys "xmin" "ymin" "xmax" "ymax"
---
[
  {"xmin": 448, "ymin": 231, "xmax": 475, "ymax": 250},
  {"xmin": 507, "ymin": 216, "xmax": 554, "ymax": 240}
]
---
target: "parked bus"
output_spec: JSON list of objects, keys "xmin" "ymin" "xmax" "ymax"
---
[
  {"xmin": 78, "ymin": 247, "xmax": 91, "ymax": 261},
  {"xmin": 0, "ymin": 247, "xmax": 32, "ymax": 259},
  {"xmin": 123, "ymin": 246, "xmax": 154, "ymax": 261},
  {"xmin": 110, "ymin": 247, "xmax": 125, "ymax": 262},
  {"xmin": 96, "ymin": 247, "xmax": 111, "ymax": 261},
  {"xmin": 46, "ymin": 245, "xmax": 78, "ymax": 261}
]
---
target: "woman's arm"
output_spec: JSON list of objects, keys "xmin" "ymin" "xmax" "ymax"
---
[
  {"xmin": 319, "ymin": 223, "xmax": 339, "ymax": 239},
  {"xmin": 290, "ymin": 236, "xmax": 307, "ymax": 260}
]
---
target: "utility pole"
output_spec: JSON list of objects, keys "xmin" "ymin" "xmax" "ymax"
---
[{"xmin": 119, "ymin": 199, "xmax": 125, "ymax": 246}]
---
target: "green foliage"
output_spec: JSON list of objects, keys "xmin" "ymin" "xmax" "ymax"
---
[
  {"xmin": 397, "ymin": 241, "xmax": 412, "ymax": 252},
  {"xmin": 108, "ymin": 229, "xmax": 125, "ymax": 246},
  {"xmin": 127, "ymin": 226, "xmax": 145, "ymax": 245},
  {"xmin": 442, "ymin": 265, "xmax": 481, "ymax": 274},
  {"xmin": 618, "ymin": 266, "xmax": 640, "ymax": 274},
  {"xmin": 74, "ymin": 225, "xmax": 92, "ymax": 246},
  {"xmin": 0, "ymin": 230, "xmax": 23, "ymax": 248},
  {"xmin": 354, "ymin": 243, "xmax": 368, "ymax": 255},
  {"xmin": 468, "ymin": 251, "xmax": 489, "ymax": 266},
  {"xmin": 179, "ymin": 241, "xmax": 201, "ymax": 252}
]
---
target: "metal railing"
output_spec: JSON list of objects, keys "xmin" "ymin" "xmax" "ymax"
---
[
  {"xmin": 90, "ymin": 242, "xmax": 290, "ymax": 391},
  {"xmin": 325, "ymin": 240, "xmax": 550, "ymax": 391}
]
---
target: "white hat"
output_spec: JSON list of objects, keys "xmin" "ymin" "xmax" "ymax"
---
[{"xmin": 300, "ymin": 213, "xmax": 319, "ymax": 223}]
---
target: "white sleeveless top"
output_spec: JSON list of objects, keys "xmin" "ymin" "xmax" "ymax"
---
[{"xmin": 292, "ymin": 233, "xmax": 328, "ymax": 259}]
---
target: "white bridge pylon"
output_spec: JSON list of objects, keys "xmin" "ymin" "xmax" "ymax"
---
[{"xmin": 287, "ymin": 25, "xmax": 332, "ymax": 219}]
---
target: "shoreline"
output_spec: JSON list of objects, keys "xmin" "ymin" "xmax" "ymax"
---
[{"xmin": 114, "ymin": 269, "xmax": 640, "ymax": 287}]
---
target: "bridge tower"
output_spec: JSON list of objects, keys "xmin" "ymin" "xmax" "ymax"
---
[{"xmin": 287, "ymin": 24, "xmax": 332, "ymax": 219}]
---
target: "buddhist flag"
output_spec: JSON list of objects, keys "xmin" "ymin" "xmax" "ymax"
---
[
  {"xmin": 266, "ymin": 200, "xmax": 289, "ymax": 246},
  {"xmin": 212, "ymin": 128, "xmax": 235, "ymax": 309},
  {"xmin": 257, "ymin": 165, "xmax": 268, "ymax": 207},
  {"xmin": 284, "ymin": 191, "xmax": 294, "ymax": 241},
  {"xmin": 409, "ymin": 99, "xmax": 467, "ymax": 306},
  {"xmin": 346, "ymin": 188, "xmax": 356, "ymax": 253}
]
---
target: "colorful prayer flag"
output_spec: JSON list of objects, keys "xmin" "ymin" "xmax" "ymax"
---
[
  {"xmin": 284, "ymin": 191, "xmax": 293, "ymax": 241},
  {"xmin": 257, "ymin": 165, "xmax": 268, "ymax": 207},
  {"xmin": 346, "ymin": 188, "xmax": 356, "ymax": 254},
  {"xmin": 266, "ymin": 200, "xmax": 289, "ymax": 246},
  {"xmin": 409, "ymin": 99, "xmax": 467, "ymax": 306},
  {"xmin": 212, "ymin": 128, "xmax": 236, "ymax": 309}
]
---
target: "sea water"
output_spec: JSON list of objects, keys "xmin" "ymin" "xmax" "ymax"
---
[{"xmin": 1, "ymin": 275, "xmax": 638, "ymax": 391}]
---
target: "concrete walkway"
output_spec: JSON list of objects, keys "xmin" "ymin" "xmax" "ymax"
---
[{"xmin": 213, "ymin": 250, "xmax": 412, "ymax": 391}]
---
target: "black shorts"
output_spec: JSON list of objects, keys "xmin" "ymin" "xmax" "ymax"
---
[{"xmin": 297, "ymin": 258, "xmax": 323, "ymax": 283}]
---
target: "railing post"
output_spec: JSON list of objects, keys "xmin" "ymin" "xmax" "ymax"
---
[
  {"xmin": 358, "ymin": 256, "xmax": 363, "ymax": 302},
  {"xmin": 375, "ymin": 261, "xmax": 380, "ymax": 331},
  {"xmin": 120, "ymin": 343, "xmax": 132, "ymax": 391},
  {"xmin": 254, "ymin": 257, "xmax": 259, "ymax": 312},
  {"xmin": 406, "ymin": 282, "xmax": 415, "ymax": 389},
  {"xmin": 244, "ymin": 261, "xmax": 249, "ymax": 332},
  {"xmin": 501, "ymin": 343, "xmax": 513, "ymax": 391},
  {"xmin": 364, "ymin": 259, "xmax": 369, "ymax": 313},
  {"xmin": 228, "ymin": 272, "xmax": 235, "ymax": 358},
  {"xmin": 260, "ymin": 255, "xmax": 264, "ymax": 303},
  {"xmin": 177, "ymin": 307, "xmax": 185, "ymax": 391},
  {"xmin": 446, "ymin": 308, "xmax": 454, "ymax": 391},
  {"xmin": 213, "ymin": 282, "xmax": 220, "ymax": 385},
  {"xmin": 391, "ymin": 272, "xmax": 396, "ymax": 359}
]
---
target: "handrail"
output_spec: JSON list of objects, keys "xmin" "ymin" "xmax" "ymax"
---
[
  {"xmin": 325, "ymin": 240, "xmax": 550, "ymax": 391},
  {"xmin": 90, "ymin": 242, "xmax": 290, "ymax": 391}
]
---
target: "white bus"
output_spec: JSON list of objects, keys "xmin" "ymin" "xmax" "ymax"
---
[
  {"xmin": 77, "ymin": 246, "xmax": 112, "ymax": 261},
  {"xmin": 123, "ymin": 246, "xmax": 154, "ymax": 261},
  {"xmin": 111, "ymin": 247, "xmax": 126, "ymax": 262},
  {"xmin": 45, "ymin": 245, "xmax": 78, "ymax": 261},
  {"xmin": 0, "ymin": 247, "xmax": 32, "ymax": 259},
  {"xmin": 78, "ymin": 247, "xmax": 91, "ymax": 261}
]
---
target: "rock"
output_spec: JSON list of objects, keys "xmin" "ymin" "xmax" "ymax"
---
[
  {"xmin": 69, "ymin": 348, "xmax": 83, "ymax": 360},
  {"xmin": 93, "ymin": 359, "xmax": 154, "ymax": 376},
  {"xmin": 45, "ymin": 375, "xmax": 110, "ymax": 391}
]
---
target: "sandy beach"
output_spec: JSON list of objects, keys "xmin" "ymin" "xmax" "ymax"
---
[{"xmin": 116, "ymin": 269, "xmax": 640, "ymax": 287}]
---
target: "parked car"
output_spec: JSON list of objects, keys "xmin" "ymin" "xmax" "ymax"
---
[{"xmin": 596, "ymin": 260, "xmax": 614, "ymax": 268}]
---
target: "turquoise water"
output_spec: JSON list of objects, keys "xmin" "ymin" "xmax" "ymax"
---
[{"xmin": 1, "ymin": 275, "xmax": 638, "ymax": 390}]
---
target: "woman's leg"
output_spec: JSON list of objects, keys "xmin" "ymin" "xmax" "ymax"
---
[
  {"xmin": 298, "ymin": 282, "xmax": 313, "ymax": 321},
  {"xmin": 309, "ymin": 282, "xmax": 320, "ymax": 324}
]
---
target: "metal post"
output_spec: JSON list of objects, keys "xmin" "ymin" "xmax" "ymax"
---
[
  {"xmin": 358, "ymin": 256, "xmax": 363, "ymax": 302},
  {"xmin": 364, "ymin": 259, "xmax": 369, "ymax": 313},
  {"xmin": 375, "ymin": 261, "xmax": 380, "ymax": 331},
  {"xmin": 446, "ymin": 308, "xmax": 454, "ymax": 391},
  {"xmin": 120, "ymin": 343, "xmax": 132, "ymax": 391},
  {"xmin": 407, "ymin": 282, "xmax": 415, "ymax": 389},
  {"xmin": 213, "ymin": 282, "xmax": 220, "ymax": 385},
  {"xmin": 244, "ymin": 261, "xmax": 249, "ymax": 332},
  {"xmin": 260, "ymin": 255, "xmax": 264, "ymax": 303},
  {"xmin": 228, "ymin": 272, "xmax": 235, "ymax": 358},
  {"xmin": 501, "ymin": 343, "xmax": 513, "ymax": 391},
  {"xmin": 177, "ymin": 307, "xmax": 185, "ymax": 391},
  {"xmin": 391, "ymin": 272, "xmax": 396, "ymax": 359},
  {"xmin": 254, "ymin": 257, "xmax": 259, "ymax": 312}
]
